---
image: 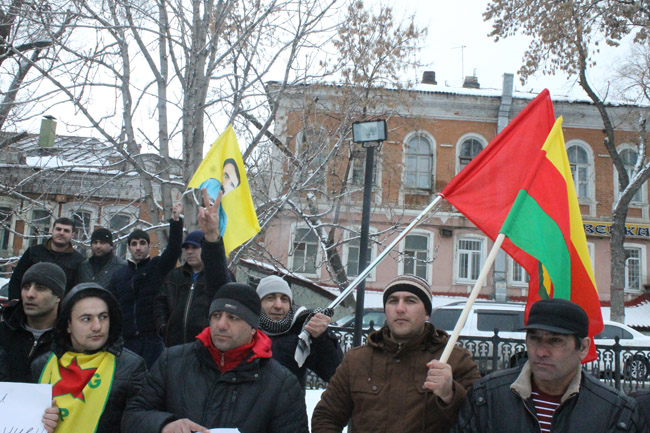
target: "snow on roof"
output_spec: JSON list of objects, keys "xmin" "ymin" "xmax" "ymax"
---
[{"xmin": 601, "ymin": 301, "xmax": 650, "ymax": 328}]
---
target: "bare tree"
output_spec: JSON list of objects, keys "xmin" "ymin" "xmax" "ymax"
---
[{"xmin": 484, "ymin": 0, "xmax": 650, "ymax": 322}]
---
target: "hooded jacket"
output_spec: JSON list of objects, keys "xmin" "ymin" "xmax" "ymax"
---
[
  {"xmin": 0, "ymin": 299, "xmax": 55, "ymax": 382},
  {"xmin": 8, "ymin": 238, "xmax": 84, "ymax": 299},
  {"xmin": 32, "ymin": 283, "xmax": 147, "ymax": 433},
  {"xmin": 312, "ymin": 322, "xmax": 481, "ymax": 433},
  {"xmin": 122, "ymin": 328, "xmax": 309, "ymax": 433}
]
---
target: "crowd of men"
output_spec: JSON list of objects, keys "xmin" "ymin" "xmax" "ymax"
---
[{"xmin": 1, "ymin": 199, "xmax": 649, "ymax": 433}]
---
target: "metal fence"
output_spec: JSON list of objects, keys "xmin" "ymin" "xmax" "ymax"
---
[{"xmin": 306, "ymin": 325, "xmax": 650, "ymax": 394}]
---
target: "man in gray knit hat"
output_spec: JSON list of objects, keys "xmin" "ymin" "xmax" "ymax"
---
[
  {"xmin": 0, "ymin": 262, "xmax": 65, "ymax": 382},
  {"xmin": 256, "ymin": 275, "xmax": 342, "ymax": 387}
]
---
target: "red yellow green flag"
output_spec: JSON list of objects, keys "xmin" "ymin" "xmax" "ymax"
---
[{"xmin": 442, "ymin": 91, "xmax": 603, "ymax": 362}]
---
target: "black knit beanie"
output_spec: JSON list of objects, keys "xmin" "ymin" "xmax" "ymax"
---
[
  {"xmin": 209, "ymin": 283, "xmax": 261, "ymax": 329},
  {"xmin": 383, "ymin": 275, "xmax": 433, "ymax": 315},
  {"xmin": 22, "ymin": 262, "xmax": 67, "ymax": 298},
  {"xmin": 91, "ymin": 227, "xmax": 113, "ymax": 245}
]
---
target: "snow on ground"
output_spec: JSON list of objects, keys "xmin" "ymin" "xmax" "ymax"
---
[{"xmin": 306, "ymin": 389, "xmax": 347, "ymax": 432}]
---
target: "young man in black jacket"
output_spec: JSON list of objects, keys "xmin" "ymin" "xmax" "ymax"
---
[
  {"xmin": 37, "ymin": 283, "xmax": 146, "ymax": 433},
  {"xmin": 452, "ymin": 299, "xmax": 647, "ymax": 433},
  {"xmin": 0, "ymin": 262, "xmax": 65, "ymax": 382},
  {"xmin": 108, "ymin": 202, "xmax": 183, "ymax": 368}
]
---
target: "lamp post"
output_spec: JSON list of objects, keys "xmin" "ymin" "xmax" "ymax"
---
[{"xmin": 351, "ymin": 119, "xmax": 387, "ymax": 347}]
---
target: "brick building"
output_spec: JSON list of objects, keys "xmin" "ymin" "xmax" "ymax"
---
[{"xmin": 257, "ymin": 73, "xmax": 650, "ymax": 304}]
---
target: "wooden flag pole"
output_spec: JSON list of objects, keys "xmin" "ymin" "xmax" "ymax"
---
[{"xmin": 439, "ymin": 233, "xmax": 506, "ymax": 363}]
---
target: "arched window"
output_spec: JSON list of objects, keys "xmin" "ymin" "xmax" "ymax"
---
[
  {"xmin": 458, "ymin": 137, "xmax": 484, "ymax": 171},
  {"xmin": 404, "ymin": 135, "xmax": 433, "ymax": 190},
  {"xmin": 567, "ymin": 144, "xmax": 591, "ymax": 199},
  {"xmin": 616, "ymin": 147, "xmax": 645, "ymax": 203}
]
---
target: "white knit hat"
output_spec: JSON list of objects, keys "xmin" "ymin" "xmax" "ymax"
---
[{"xmin": 256, "ymin": 275, "xmax": 293, "ymax": 302}]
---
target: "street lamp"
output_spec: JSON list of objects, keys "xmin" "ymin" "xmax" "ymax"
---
[{"xmin": 351, "ymin": 119, "xmax": 387, "ymax": 347}]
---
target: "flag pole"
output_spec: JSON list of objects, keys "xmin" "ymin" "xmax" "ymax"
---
[
  {"xmin": 294, "ymin": 194, "xmax": 444, "ymax": 367},
  {"xmin": 439, "ymin": 233, "xmax": 506, "ymax": 363}
]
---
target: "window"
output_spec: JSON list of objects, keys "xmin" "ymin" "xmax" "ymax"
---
[
  {"xmin": 616, "ymin": 147, "xmax": 645, "ymax": 203},
  {"xmin": 625, "ymin": 246, "xmax": 642, "ymax": 292},
  {"xmin": 292, "ymin": 227, "xmax": 319, "ymax": 275},
  {"xmin": 567, "ymin": 144, "xmax": 590, "ymax": 199},
  {"xmin": 510, "ymin": 259, "xmax": 529, "ymax": 286},
  {"xmin": 404, "ymin": 135, "xmax": 433, "ymax": 190},
  {"xmin": 109, "ymin": 213, "xmax": 131, "ymax": 258},
  {"xmin": 296, "ymin": 128, "xmax": 329, "ymax": 184},
  {"xmin": 346, "ymin": 234, "xmax": 376, "ymax": 279},
  {"xmin": 456, "ymin": 237, "xmax": 484, "ymax": 282},
  {"xmin": 430, "ymin": 309, "xmax": 462, "ymax": 331},
  {"xmin": 403, "ymin": 234, "xmax": 429, "ymax": 280},
  {"xmin": 0, "ymin": 207, "xmax": 11, "ymax": 251},
  {"xmin": 30, "ymin": 209, "xmax": 51, "ymax": 247},
  {"xmin": 458, "ymin": 137, "xmax": 484, "ymax": 171},
  {"xmin": 71, "ymin": 209, "xmax": 93, "ymax": 242},
  {"xmin": 350, "ymin": 150, "xmax": 379, "ymax": 186}
]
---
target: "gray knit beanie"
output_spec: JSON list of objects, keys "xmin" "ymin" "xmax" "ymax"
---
[
  {"xmin": 22, "ymin": 262, "xmax": 67, "ymax": 298},
  {"xmin": 256, "ymin": 275, "xmax": 293, "ymax": 302},
  {"xmin": 383, "ymin": 275, "xmax": 432, "ymax": 315}
]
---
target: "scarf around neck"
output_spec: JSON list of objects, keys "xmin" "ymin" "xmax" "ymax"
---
[{"xmin": 39, "ymin": 351, "xmax": 116, "ymax": 433}]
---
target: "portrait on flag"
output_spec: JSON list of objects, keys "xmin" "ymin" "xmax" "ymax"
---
[{"xmin": 188, "ymin": 125, "xmax": 261, "ymax": 256}]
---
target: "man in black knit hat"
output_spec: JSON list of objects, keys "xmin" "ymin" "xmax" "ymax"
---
[
  {"xmin": 0, "ymin": 262, "xmax": 65, "ymax": 382},
  {"xmin": 77, "ymin": 227, "xmax": 126, "ymax": 288}
]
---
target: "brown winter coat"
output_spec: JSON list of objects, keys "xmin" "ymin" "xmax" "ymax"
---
[{"xmin": 312, "ymin": 322, "xmax": 481, "ymax": 433}]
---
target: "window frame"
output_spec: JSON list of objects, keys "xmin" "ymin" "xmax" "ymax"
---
[
  {"xmin": 398, "ymin": 229, "xmax": 433, "ymax": 284},
  {"xmin": 623, "ymin": 243, "xmax": 646, "ymax": 293},
  {"xmin": 614, "ymin": 144, "xmax": 648, "ymax": 206},
  {"xmin": 565, "ymin": 140, "xmax": 595, "ymax": 213},
  {"xmin": 294, "ymin": 127, "xmax": 330, "ymax": 186},
  {"xmin": 342, "ymin": 227, "xmax": 378, "ymax": 282},
  {"xmin": 402, "ymin": 132, "xmax": 435, "ymax": 191},
  {"xmin": 454, "ymin": 234, "xmax": 487, "ymax": 285},
  {"xmin": 507, "ymin": 256, "xmax": 529, "ymax": 287},
  {"xmin": 455, "ymin": 133, "xmax": 487, "ymax": 174},
  {"xmin": 289, "ymin": 224, "xmax": 322, "ymax": 278}
]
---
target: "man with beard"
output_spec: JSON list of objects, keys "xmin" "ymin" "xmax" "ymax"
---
[
  {"xmin": 0, "ymin": 262, "xmax": 65, "ymax": 382},
  {"xmin": 8, "ymin": 217, "xmax": 84, "ymax": 299},
  {"xmin": 36, "ymin": 282, "xmax": 146, "ymax": 433},
  {"xmin": 77, "ymin": 228, "xmax": 126, "ymax": 288},
  {"xmin": 256, "ymin": 275, "xmax": 342, "ymax": 386}
]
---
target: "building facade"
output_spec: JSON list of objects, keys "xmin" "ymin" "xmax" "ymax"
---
[{"xmin": 258, "ymin": 74, "xmax": 650, "ymax": 304}]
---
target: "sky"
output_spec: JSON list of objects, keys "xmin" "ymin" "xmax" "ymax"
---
[{"xmin": 391, "ymin": 0, "xmax": 629, "ymax": 100}]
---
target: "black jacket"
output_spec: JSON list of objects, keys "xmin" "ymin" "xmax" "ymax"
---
[
  {"xmin": 77, "ymin": 252, "xmax": 127, "ymax": 288},
  {"xmin": 0, "ymin": 299, "xmax": 55, "ymax": 382},
  {"xmin": 8, "ymin": 239, "xmax": 84, "ymax": 299},
  {"xmin": 267, "ymin": 314, "xmax": 342, "ymax": 387},
  {"xmin": 108, "ymin": 219, "xmax": 183, "ymax": 338},
  {"xmin": 155, "ymin": 239, "xmax": 231, "ymax": 347},
  {"xmin": 122, "ymin": 340, "xmax": 309, "ymax": 433},
  {"xmin": 451, "ymin": 363, "xmax": 647, "ymax": 433},
  {"xmin": 33, "ymin": 347, "xmax": 146, "ymax": 433}
]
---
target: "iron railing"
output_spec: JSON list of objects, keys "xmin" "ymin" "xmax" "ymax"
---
[{"xmin": 306, "ymin": 325, "xmax": 650, "ymax": 394}]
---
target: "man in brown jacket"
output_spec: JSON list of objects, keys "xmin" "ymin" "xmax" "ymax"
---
[{"xmin": 312, "ymin": 275, "xmax": 480, "ymax": 433}]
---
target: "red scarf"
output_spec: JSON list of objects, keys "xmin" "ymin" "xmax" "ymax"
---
[{"xmin": 197, "ymin": 327, "xmax": 272, "ymax": 373}]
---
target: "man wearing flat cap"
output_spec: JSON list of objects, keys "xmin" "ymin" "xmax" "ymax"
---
[
  {"xmin": 451, "ymin": 298, "xmax": 648, "ymax": 433},
  {"xmin": 77, "ymin": 227, "xmax": 126, "ymax": 288},
  {"xmin": 312, "ymin": 275, "xmax": 481, "ymax": 433}
]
